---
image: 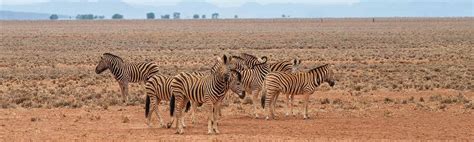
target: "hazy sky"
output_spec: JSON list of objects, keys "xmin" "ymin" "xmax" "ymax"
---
[{"xmin": 1, "ymin": 0, "xmax": 360, "ymax": 6}]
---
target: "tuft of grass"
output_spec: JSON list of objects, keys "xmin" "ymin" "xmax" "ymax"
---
[
  {"xmin": 438, "ymin": 104, "xmax": 447, "ymax": 110},
  {"xmin": 320, "ymin": 98, "xmax": 330, "ymax": 105},
  {"xmin": 30, "ymin": 117, "xmax": 40, "ymax": 122},
  {"xmin": 419, "ymin": 97, "xmax": 424, "ymax": 102},
  {"xmin": 384, "ymin": 97, "xmax": 394, "ymax": 104},
  {"xmin": 122, "ymin": 116, "xmax": 130, "ymax": 123},
  {"xmin": 429, "ymin": 94, "xmax": 442, "ymax": 102},
  {"xmin": 332, "ymin": 98, "xmax": 343, "ymax": 105}
]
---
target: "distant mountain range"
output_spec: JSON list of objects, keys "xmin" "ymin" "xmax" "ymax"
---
[
  {"xmin": 0, "ymin": 11, "xmax": 69, "ymax": 20},
  {"xmin": 0, "ymin": 0, "xmax": 472, "ymax": 20}
]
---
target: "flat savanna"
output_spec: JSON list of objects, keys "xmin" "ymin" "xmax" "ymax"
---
[{"xmin": 0, "ymin": 18, "xmax": 473, "ymax": 141}]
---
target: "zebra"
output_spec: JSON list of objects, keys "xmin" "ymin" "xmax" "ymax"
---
[
  {"xmin": 261, "ymin": 64, "xmax": 336, "ymax": 120},
  {"xmin": 168, "ymin": 55, "xmax": 242, "ymax": 134},
  {"xmin": 95, "ymin": 53, "xmax": 160, "ymax": 102},
  {"xmin": 235, "ymin": 55, "xmax": 301, "ymax": 118},
  {"xmin": 144, "ymin": 74, "xmax": 192, "ymax": 128},
  {"xmin": 144, "ymin": 72, "xmax": 243, "ymax": 128}
]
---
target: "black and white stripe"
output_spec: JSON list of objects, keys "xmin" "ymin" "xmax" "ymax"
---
[
  {"xmin": 261, "ymin": 64, "xmax": 336, "ymax": 120},
  {"xmin": 95, "ymin": 53, "xmax": 160, "ymax": 102},
  {"xmin": 168, "ymin": 55, "xmax": 242, "ymax": 134}
]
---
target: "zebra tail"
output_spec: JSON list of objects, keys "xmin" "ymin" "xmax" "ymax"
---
[
  {"xmin": 184, "ymin": 101, "xmax": 191, "ymax": 113},
  {"xmin": 170, "ymin": 95, "xmax": 175, "ymax": 117},
  {"xmin": 145, "ymin": 95, "xmax": 150, "ymax": 118},
  {"xmin": 261, "ymin": 94, "xmax": 266, "ymax": 109}
]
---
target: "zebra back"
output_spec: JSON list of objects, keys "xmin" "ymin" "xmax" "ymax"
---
[
  {"xmin": 268, "ymin": 58, "xmax": 301, "ymax": 73},
  {"xmin": 265, "ymin": 64, "xmax": 334, "ymax": 95},
  {"xmin": 96, "ymin": 53, "xmax": 160, "ymax": 83}
]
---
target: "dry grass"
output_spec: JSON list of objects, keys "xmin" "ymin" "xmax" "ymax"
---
[{"xmin": 0, "ymin": 18, "xmax": 473, "ymax": 109}]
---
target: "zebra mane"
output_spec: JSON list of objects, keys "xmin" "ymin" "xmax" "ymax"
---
[
  {"xmin": 239, "ymin": 53, "xmax": 259, "ymax": 60},
  {"xmin": 308, "ymin": 64, "xmax": 329, "ymax": 73},
  {"xmin": 103, "ymin": 53, "xmax": 123, "ymax": 62},
  {"xmin": 230, "ymin": 55, "xmax": 245, "ymax": 61}
]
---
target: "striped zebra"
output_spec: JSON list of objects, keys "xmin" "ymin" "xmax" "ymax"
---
[
  {"xmin": 261, "ymin": 64, "xmax": 336, "ymax": 120},
  {"xmin": 145, "ymin": 72, "xmax": 243, "ymax": 128},
  {"xmin": 169, "ymin": 55, "xmax": 242, "ymax": 134},
  {"xmin": 235, "ymin": 55, "xmax": 301, "ymax": 118},
  {"xmin": 95, "ymin": 53, "xmax": 160, "ymax": 102},
  {"xmin": 144, "ymin": 74, "xmax": 192, "ymax": 128}
]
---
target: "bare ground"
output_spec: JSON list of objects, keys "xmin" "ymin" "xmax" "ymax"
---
[{"xmin": 1, "ymin": 90, "xmax": 473, "ymax": 141}]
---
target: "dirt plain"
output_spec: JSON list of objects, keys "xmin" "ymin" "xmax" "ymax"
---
[{"xmin": 0, "ymin": 18, "xmax": 473, "ymax": 141}]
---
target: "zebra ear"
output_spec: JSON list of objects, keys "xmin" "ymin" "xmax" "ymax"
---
[{"xmin": 222, "ymin": 55, "xmax": 228, "ymax": 64}]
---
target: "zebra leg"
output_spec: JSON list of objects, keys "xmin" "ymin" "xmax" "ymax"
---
[
  {"xmin": 250, "ymin": 90, "xmax": 260, "ymax": 118},
  {"xmin": 285, "ymin": 94, "xmax": 291, "ymax": 116},
  {"xmin": 175, "ymin": 97, "xmax": 186, "ymax": 134},
  {"xmin": 191, "ymin": 102, "xmax": 198, "ymax": 124},
  {"xmin": 181, "ymin": 106, "xmax": 187, "ymax": 128},
  {"xmin": 212, "ymin": 104, "xmax": 220, "ymax": 134},
  {"xmin": 265, "ymin": 91, "xmax": 275, "ymax": 120},
  {"xmin": 154, "ymin": 99, "xmax": 165, "ymax": 128},
  {"xmin": 146, "ymin": 96, "xmax": 157, "ymax": 127},
  {"xmin": 207, "ymin": 103, "xmax": 214, "ymax": 134},
  {"xmin": 271, "ymin": 93, "xmax": 279, "ymax": 119},
  {"xmin": 122, "ymin": 82, "xmax": 130, "ymax": 103},
  {"xmin": 303, "ymin": 93, "xmax": 310, "ymax": 119},
  {"xmin": 288, "ymin": 94, "xmax": 296, "ymax": 117},
  {"xmin": 118, "ymin": 82, "xmax": 126, "ymax": 103}
]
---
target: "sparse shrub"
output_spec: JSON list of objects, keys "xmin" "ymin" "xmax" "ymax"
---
[
  {"xmin": 384, "ymin": 97, "xmax": 393, "ymax": 103},
  {"xmin": 31, "ymin": 117, "xmax": 40, "ymax": 122},
  {"xmin": 320, "ymin": 98, "xmax": 330, "ymax": 104},
  {"xmin": 465, "ymin": 102, "xmax": 473, "ymax": 109},
  {"xmin": 332, "ymin": 98, "xmax": 342, "ymax": 104},
  {"xmin": 408, "ymin": 96, "xmax": 415, "ymax": 102},
  {"xmin": 429, "ymin": 94, "xmax": 442, "ymax": 102},
  {"xmin": 440, "ymin": 98, "xmax": 453, "ymax": 104},
  {"xmin": 122, "ymin": 116, "xmax": 130, "ymax": 123},
  {"xmin": 419, "ymin": 97, "xmax": 425, "ymax": 102},
  {"xmin": 401, "ymin": 99, "xmax": 408, "ymax": 104},
  {"xmin": 439, "ymin": 104, "xmax": 447, "ymax": 110}
]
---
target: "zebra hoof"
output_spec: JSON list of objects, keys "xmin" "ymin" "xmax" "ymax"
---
[
  {"xmin": 265, "ymin": 116, "xmax": 270, "ymax": 120},
  {"xmin": 303, "ymin": 116, "xmax": 310, "ymax": 120},
  {"xmin": 214, "ymin": 129, "xmax": 220, "ymax": 134},
  {"xmin": 175, "ymin": 130, "xmax": 184, "ymax": 135},
  {"xmin": 166, "ymin": 123, "xmax": 172, "ymax": 129}
]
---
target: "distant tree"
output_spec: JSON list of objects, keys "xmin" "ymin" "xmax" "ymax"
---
[
  {"xmin": 161, "ymin": 14, "xmax": 170, "ymax": 19},
  {"xmin": 97, "ymin": 16, "xmax": 105, "ymax": 19},
  {"xmin": 173, "ymin": 12, "xmax": 180, "ymax": 19},
  {"xmin": 112, "ymin": 14, "xmax": 123, "ymax": 19},
  {"xmin": 193, "ymin": 14, "xmax": 200, "ymax": 19},
  {"xmin": 201, "ymin": 15, "xmax": 206, "ymax": 19},
  {"xmin": 282, "ymin": 14, "xmax": 286, "ymax": 18},
  {"xmin": 212, "ymin": 13, "xmax": 219, "ymax": 19},
  {"xmin": 50, "ymin": 14, "xmax": 59, "ymax": 20},
  {"xmin": 147, "ymin": 12, "xmax": 155, "ymax": 19},
  {"xmin": 234, "ymin": 15, "xmax": 238, "ymax": 19},
  {"xmin": 76, "ymin": 14, "xmax": 94, "ymax": 20}
]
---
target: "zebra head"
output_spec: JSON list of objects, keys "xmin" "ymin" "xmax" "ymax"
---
[
  {"xmin": 95, "ymin": 56, "xmax": 108, "ymax": 74},
  {"xmin": 291, "ymin": 58, "xmax": 302, "ymax": 73},
  {"xmin": 95, "ymin": 53, "xmax": 123, "ymax": 74},
  {"xmin": 212, "ymin": 55, "xmax": 232, "ymax": 81},
  {"xmin": 324, "ymin": 64, "xmax": 336, "ymax": 87},
  {"xmin": 228, "ymin": 69, "xmax": 245, "ymax": 99}
]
